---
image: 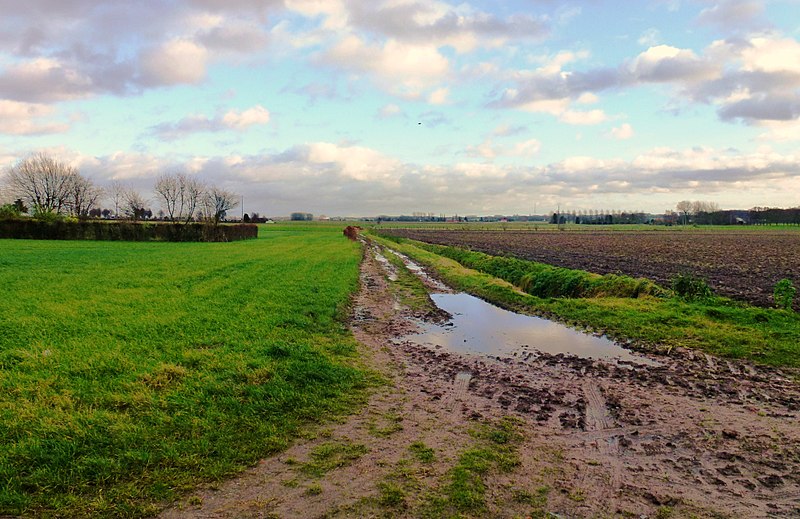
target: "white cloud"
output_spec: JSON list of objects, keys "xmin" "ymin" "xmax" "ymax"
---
[
  {"xmin": 149, "ymin": 105, "xmax": 271, "ymax": 140},
  {"xmin": 465, "ymin": 137, "xmax": 541, "ymax": 159},
  {"xmin": 638, "ymin": 28, "xmax": 661, "ymax": 46},
  {"xmin": 378, "ymin": 103, "xmax": 404, "ymax": 118},
  {"xmin": 427, "ymin": 87, "xmax": 450, "ymax": 105},
  {"xmin": 5, "ymin": 143, "xmax": 796, "ymax": 216},
  {"xmin": 610, "ymin": 123, "xmax": 634, "ymax": 140},
  {"xmin": 221, "ymin": 105, "xmax": 270, "ymax": 129},
  {"xmin": 140, "ymin": 39, "xmax": 209, "ymax": 86},
  {"xmin": 559, "ymin": 109, "xmax": 608, "ymax": 125},
  {"xmin": 306, "ymin": 142, "xmax": 401, "ymax": 181},
  {"xmin": 321, "ymin": 35, "xmax": 450, "ymax": 98},
  {"xmin": 0, "ymin": 100, "xmax": 69, "ymax": 135}
]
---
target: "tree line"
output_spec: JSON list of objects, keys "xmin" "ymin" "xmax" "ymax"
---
[{"xmin": 1, "ymin": 153, "xmax": 239, "ymax": 225}]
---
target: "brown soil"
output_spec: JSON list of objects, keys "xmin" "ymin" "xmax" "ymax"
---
[
  {"xmin": 160, "ymin": 243, "xmax": 800, "ymax": 518},
  {"xmin": 379, "ymin": 228, "xmax": 800, "ymax": 308}
]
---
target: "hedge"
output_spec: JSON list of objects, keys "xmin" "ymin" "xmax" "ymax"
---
[{"xmin": 0, "ymin": 219, "xmax": 258, "ymax": 242}]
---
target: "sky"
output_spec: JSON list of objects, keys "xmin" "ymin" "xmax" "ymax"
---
[{"xmin": 0, "ymin": 0, "xmax": 799, "ymax": 217}]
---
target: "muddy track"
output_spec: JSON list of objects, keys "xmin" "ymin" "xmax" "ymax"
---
[{"xmin": 160, "ymin": 244, "xmax": 800, "ymax": 518}]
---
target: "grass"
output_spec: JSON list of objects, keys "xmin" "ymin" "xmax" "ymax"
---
[
  {"xmin": 380, "ymin": 247, "xmax": 440, "ymax": 313},
  {"xmin": 0, "ymin": 226, "xmax": 372, "ymax": 517},
  {"xmin": 299, "ymin": 440, "xmax": 369, "ymax": 478},
  {"xmin": 371, "ymin": 234, "xmax": 800, "ymax": 368},
  {"xmin": 408, "ymin": 242, "xmax": 664, "ymax": 299},
  {"xmin": 423, "ymin": 417, "xmax": 523, "ymax": 517}
]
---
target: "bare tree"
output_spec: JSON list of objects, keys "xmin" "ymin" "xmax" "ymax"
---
[
  {"xmin": 201, "ymin": 186, "xmax": 239, "ymax": 225},
  {"xmin": 692, "ymin": 200, "xmax": 720, "ymax": 214},
  {"xmin": 676, "ymin": 200, "xmax": 693, "ymax": 225},
  {"xmin": 4, "ymin": 153, "xmax": 77, "ymax": 215},
  {"xmin": 153, "ymin": 172, "xmax": 203, "ymax": 224},
  {"xmin": 122, "ymin": 189, "xmax": 149, "ymax": 221},
  {"xmin": 66, "ymin": 175, "xmax": 103, "ymax": 219},
  {"xmin": 109, "ymin": 181, "xmax": 126, "ymax": 218}
]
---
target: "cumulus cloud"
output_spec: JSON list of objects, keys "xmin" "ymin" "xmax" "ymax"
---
[
  {"xmin": 427, "ymin": 87, "xmax": 450, "ymax": 105},
  {"xmin": 695, "ymin": 1, "xmax": 768, "ymax": 32},
  {"xmin": 6, "ymin": 143, "xmax": 798, "ymax": 216},
  {"xmin": 0, "ymin": 1, "xmax": 283, "ymax": 103},
  {"xmin": 139, "ymin": 39, "xmax": 209, "ymax": 87},
  {"xmin": 610, "ymin": 123, "xmax": 634, "ymax": 140},
  {"xmin": 345, "ymin": 1, "xmax": 549, "ymax": 52},
  {"xmin": 148, "ymin": 105, "xmax": 270, "ymax": 140},
  {"xmin": 319, "ymin": 35, "xmax": 450, "ymax": 98},
  {"xmin": 491, "ymin": 34, "xmax": 800, "ymax": 127},
  {"xmin": 0, "ymin": 100, "xmax": 70, "ymax": 135},
  {"xmin": 0, "ymin": 58, "xmax": 95, "ymax": 102},
  {"xmin": 465, "ymin": 137, "xmax": 541, "ymax": 159}
]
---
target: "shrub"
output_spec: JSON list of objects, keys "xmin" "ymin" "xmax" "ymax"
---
[
  {"xmin": 671, "ymin": 273, "xmax": 713, "ymax": 300},
  {"xmin": 0, "ymin": 204, "xmax": 21, "ymax": 219},
  {"xmin": 773, "ymin": 279, "xmax": 796, "ymax": 311}
]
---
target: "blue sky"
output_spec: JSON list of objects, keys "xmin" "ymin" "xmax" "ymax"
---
[{"xmin": 1, "ymin": 0, "xmax": 799, "ymax": 217}]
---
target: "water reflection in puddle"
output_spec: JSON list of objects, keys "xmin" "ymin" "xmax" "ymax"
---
[{"xmin": 403, "ymin": 293, "xmax": 657, "ymax": 366}]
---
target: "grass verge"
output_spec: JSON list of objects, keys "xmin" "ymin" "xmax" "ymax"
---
[
  {"xmin": 370, "ymin": 234, "xmax": 800, "ymax": 368},
  {"xmin": 0, "ymin": 228, "xmax": 373, "ymax": 517}
]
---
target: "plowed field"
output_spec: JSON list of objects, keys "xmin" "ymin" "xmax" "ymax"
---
[{"xmin": 379, "ymin": 229, "xmax": 800, "ymax": 308}]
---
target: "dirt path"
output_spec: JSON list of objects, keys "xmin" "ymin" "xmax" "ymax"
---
[{"xmin": 160, "ymin": 244, "xmax": 800, "ymax": 518}]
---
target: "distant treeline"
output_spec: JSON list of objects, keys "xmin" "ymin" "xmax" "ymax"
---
[
  {"xmin": 0, "ymin": 219, "xmax": 258, "ymax": 242},
  {"xmin": 694, "ymin": 208, "xmax": 800, "ymax": 225}
]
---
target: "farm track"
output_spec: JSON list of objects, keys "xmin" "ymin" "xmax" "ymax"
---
[
  {"xmin": 161, "ymin": 243, "xmax": 800, "ymax": 518},
  {"xmin": 379, "ymin": 229, "xmax": 800, "ymax": 308}
]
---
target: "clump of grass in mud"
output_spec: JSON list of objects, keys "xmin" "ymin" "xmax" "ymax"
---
[
  {"xmin": 371, "ymin": 234, "xmax": 800, "ymax": 368},
  {"xmin": 300, "ymin": 440, "xmax": 369, "ymax": 478},
  {"xmin": 368, "ymin": 409, "xmax": 404, "ymax": 438},
  {"xmin": 409, "ymin": 441, "xmax": 436, "ymax": 463},
  {"xmin": 379, "ymin": 246, "xmax": 441, "ymax": 316},
  {"xmin": 422, "ymin": 417, "xmax": 523, "ymax": 517}
]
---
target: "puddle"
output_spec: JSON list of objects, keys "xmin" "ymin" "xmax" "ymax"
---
[
  {"xmin": 373, "ymin": 251, "xmax": 398, "ymax": 281},
  {"xmin": 402, "ymin": 293, "xmax": 658, "ymax": 366}
]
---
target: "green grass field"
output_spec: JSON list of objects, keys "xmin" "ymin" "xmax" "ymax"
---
[{"xmin": 0, "ymin": 224, "xmax": 372, "ymax": 517}]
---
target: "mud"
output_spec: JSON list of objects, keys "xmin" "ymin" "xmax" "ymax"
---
[{"xmin": 160, "ymin": 242, "xmax": 800, "ymax": 519}]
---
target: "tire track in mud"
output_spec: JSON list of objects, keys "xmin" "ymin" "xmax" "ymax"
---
[{"xmin": 579, "ymin": 380, "xmax": 622, "ymax": 508}]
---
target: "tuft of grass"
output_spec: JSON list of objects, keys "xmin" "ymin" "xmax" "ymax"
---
[
  {"xmin": 368, "ymin": 410, "xmax": 404, "ymax": 438},
  {"xmin": 304, "ymin": 483, "xmax": 323, "ymax": 496},
  {"xmin": 409, "ymin": 442, "xmax": 436, "ymax": 464},
  {"xmin": 512, "ymin": 486, "xmax": 549, "ymax": 517},
  {"xmin": 300, "ymin": 441, "xmax": 369, "ymax": 478},
  {"xmin": 377, "ymin": 482, "xmax": 407, "ymax": 508},
  {"xmin": 0, "ymin": 228, "xmax": 374, "ymax": 517},
  {"xmin": 423, "ymin": 417, "xmax": 523, "ymax": 517}
]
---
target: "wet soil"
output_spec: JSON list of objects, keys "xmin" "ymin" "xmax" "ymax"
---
[{"xmin": 160, "ymin": 243, "xmax": 800, "ymax": 518}]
